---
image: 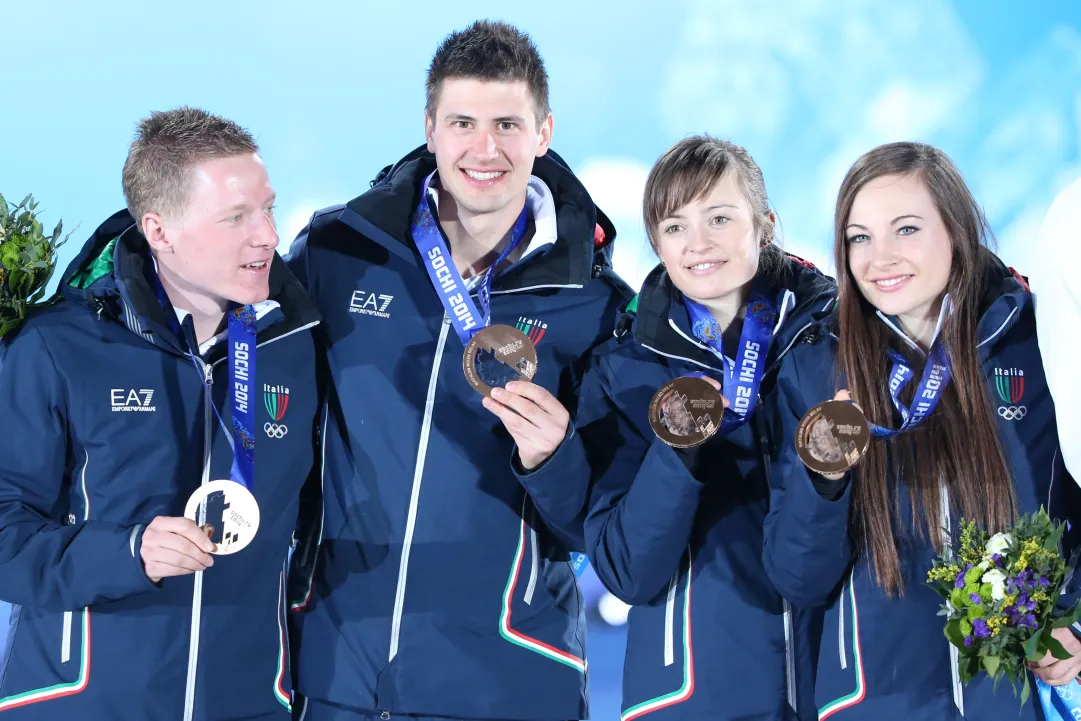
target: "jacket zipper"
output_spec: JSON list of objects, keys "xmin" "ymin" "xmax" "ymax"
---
[
  {"xmin": 940, "ymin": 485, "xmax": 964, "ymax": 716},
  {"xmin": 664, "ymin": 570, "xmax": 679, "ymax": 667},
  {"xmin": 389, "ymin": 314, "xmax": 451, "ymax": 662},
  {"xmin": 181, "ymin": 322, "xmax": 320, "ymax": 721},
  {"xmin": 524, "ymin": 515, "xmax": 540, "ymax": 606},
  {"xmin": 183, "ymin": 359, "xmax": 214, "ymax": 721},
  {"xmin": 838, "ymin": 576, "xmax": 847, "ymax": 670}
]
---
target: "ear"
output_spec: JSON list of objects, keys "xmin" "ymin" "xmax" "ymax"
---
[
  {"xmin": 141, "ymin": 212, "xmax": 173, "ymax": 255},
  {"xmin": 760, "ymin": 211, "xmax": 776, "ymax": 246},
  {"xmin": 424, "ymin": 112, "xmax": 436, "ymax": 153},
  {"xmin": 535, "ymin": 113, "xmax": 554, "ymax": 157}
]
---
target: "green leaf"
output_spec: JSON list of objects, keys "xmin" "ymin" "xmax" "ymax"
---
[
  {"xmin": 17, "ymin": 194, "xmax": 31, "ymax": 209},
  {"xmin": 982, "ymin": 655, "xmax": 1001, "ymax": 677},
  {"xmin": 1052, "ymin": 599, "xmax": 1081, "ymax": 628},
  {"xmin": 1021, "ymin": 676, "xmax": 1031, "ymax": 707},
  {"xmin": 945, "ymin": 618, "xmax": 967, "ymax": 649},
  {"xmin": 1045, "ymin": 632, "xmax": 1072, "ymax": 661},
  {"xmin": 1023, "ymin": 628, "xmax": 1045, "ymax": 662}
]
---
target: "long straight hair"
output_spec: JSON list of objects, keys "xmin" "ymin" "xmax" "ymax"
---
[{"xmin": 834, "ymin": 142, "xmax": 1016, "ymax": 596}]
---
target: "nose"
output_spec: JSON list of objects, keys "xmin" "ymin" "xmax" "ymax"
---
[
  {"xmin": 471, "ymin": 129, "xmax": 499, "ymax": 160},
  {"xmin": 867, "ymin": 235, "xmax": 899, "ymax": 268},
  {"xmin": 254, "ymin": 209, "xmax": 280, "ymax": 250},
  {"xmin": 684, "ymin": 224, "xmax": 710, "ymax": 254}
]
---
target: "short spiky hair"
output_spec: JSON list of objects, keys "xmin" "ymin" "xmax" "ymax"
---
[
  {"xmin": 122, "ymin": 106, "xmax": 259, "ymax": 225},
  {"xmin": 425, "ymin": 20, "xmax": 551, "ymax": 126}
]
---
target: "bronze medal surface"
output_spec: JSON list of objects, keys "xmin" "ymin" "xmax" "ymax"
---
[
  {"xmin": 462, "ymin": 324, "xmax": 538, "ymax": 398},
  {"xmin": 648, "ymin": 376, "xmax": 724, "ymax": 449},
  {"xmin": 795, "ymin": 399, "xmax": 870, "ymax": 476}
]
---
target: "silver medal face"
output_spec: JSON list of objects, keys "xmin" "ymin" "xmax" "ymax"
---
[{"xmin": 184, "ymin": 480, "xmax": 261, "ymax": 555}]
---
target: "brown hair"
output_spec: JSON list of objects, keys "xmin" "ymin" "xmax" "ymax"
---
[
  {"xmin": 122, "ymin": 106, "xmax": 259, "ymax": 226},
  {"xmin": 426, "ymin": 20, "xmax": 550, "ymax": 127},
  {"xmin": 834, "ymin": 141, "xmax": 1015, "ymax": 595},
  {"xmin": 643, "ymin": 134, "xmax": 783, "ymax": 278}
]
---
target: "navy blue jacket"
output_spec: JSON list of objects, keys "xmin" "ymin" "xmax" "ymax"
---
[
  {"xmin": 526, "ymin": 257, "xmax": 835, "ymax": 720},
  {"xmin": 285, "ymin": 146, "xmax": 632, "ymax": 721},
  {"xmin": 767, "ymin": 254, "xmax": 1079, "ymax": 720},
  {"xmin": 0, "ymin": 211, "xmax": 320, "ymax": 721}
]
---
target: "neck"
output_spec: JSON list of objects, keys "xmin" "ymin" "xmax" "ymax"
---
[
  {"xmin": 157, "ymin": 263, "xmax": 227, "ymax": 346},
  {"xmin": 897, "ymin": 295, "xmax": 945, "ymax": 350},
  {"xmin": 438, "ymin": 188, "xmax": 531, "ymax": 278},
  {"xmin": 694, "ymin": 283, "xmax": 750, "ymax": 334}
]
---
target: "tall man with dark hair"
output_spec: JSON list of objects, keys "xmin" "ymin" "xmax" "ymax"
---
[
  {"xmin": 0, "ymin": 107, "xmax": 320, "ymax": 720},
  {"xmin": 287, "ymin": 20, "xmax": 631, "ymax": 721}
]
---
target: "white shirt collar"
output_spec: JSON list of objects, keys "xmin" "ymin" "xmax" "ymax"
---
[
  {"xmin": 151, "ymin": 257, "xmax": 279, "ymax": 355},
  {"xmin": 423, "ymin": 171, "xmax": 559, "ymax": 261}
]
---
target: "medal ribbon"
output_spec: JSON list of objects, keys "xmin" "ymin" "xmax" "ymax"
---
[
  {"xmin": 412, "ymin": 174, "xmax": 530, "ymax": 346},
  {"xmin": 684, "ymin": 284, "xmax": 777, "ymax": 434},
  {"xmin": 148, "ymin": 262, "xmax": 257, "ymax": 491},
  {"xmin": 867, "ymin": 300, "xmax": 952, "ymax": 439},
  {"xmin": 1038, "ymin": 677, "xmax": 1081, "ymax": 720}
]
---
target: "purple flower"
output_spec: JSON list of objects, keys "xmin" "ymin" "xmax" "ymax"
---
[
  {"xmin": 965, "ymin": 635, "xmax": 974, "ymax": 647},
  {"xmin": 1022, "ymin": 614, "xmax": 1038, "ymax": 629},
  {"xmin": 1039, "ymin": 577, "xmax": 1050, "ymax": 588},
  {"xmin": 969, "ymin": 593, "xmax": 982, "ymax": 605},
  {"xmin": 955, "ymin": 570, "xmax": 967, "ymax": 589},
  {"xmin": 1018, "ymin": 593, "xmax": 1029, "ymax": 606},
  {"xmin": 1027, "ymin": 600, "xmax": 1037, "ymax": 611},
  {"xmin": 973, "ymin": 619, "xmax": 991, "ymax": 639},
  {"xmin": 991, "ymin": 553, "xmax": 1002, "ymax": 564}
]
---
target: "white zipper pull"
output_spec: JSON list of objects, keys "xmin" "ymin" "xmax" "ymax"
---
[{"xmin": 203, "ymin": 362, "xmax": 214, "ymax": 386}]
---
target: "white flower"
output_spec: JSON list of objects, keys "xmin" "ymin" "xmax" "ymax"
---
[
  {"xmin": 982, "ymin": 568, "xmax": 1007, "ymax": 601},
  {"xmin": 985, "ymin": 532, "xmax": 1013, "ymax": 557}
]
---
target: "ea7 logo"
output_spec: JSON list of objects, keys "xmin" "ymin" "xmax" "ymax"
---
[
  {"xmin": 349, "ymin": 290, "xmax": 394, "ymax": 319},
  {"xmin": 111, "ymin": 389, "xmax": 156, "ymax": 412}
]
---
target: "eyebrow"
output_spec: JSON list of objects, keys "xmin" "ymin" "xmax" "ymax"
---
[
  {"xmin": 222, "ymin": 194, "xmax": 276, "ymax": 214},
  {"xmin": 705, "ymin": 204, "xmax": 739, "ymax": 212},
  {"xmin": 846, "ymin": 214, "xmax": 924, "ymax": 231}
]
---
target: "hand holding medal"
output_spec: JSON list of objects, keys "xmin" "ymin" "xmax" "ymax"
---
[{"xmin": 794, "ymin": 390, "xmax": 870, "ymax": 479}]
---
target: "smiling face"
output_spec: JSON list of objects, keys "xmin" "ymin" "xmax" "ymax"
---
[
  {"xmin": 424, "ymin": 78, "xmax": 552, "ymax": 219},
  {"xmin": 652, "ymin": 170, "xmax": 763, "ymax": 308},
  {"xmin": 844, "ymin": 172, "xmax": 954, "ymax": 331},
  {"xmin": 144, "ymin": 152, "xmax": 279, "ymax": 308}
]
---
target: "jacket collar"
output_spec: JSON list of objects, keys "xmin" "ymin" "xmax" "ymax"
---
[
  {"xmin": 342, "ymin": 145, "xmax": 616, "ymax": 292},
  {"xmin": 629, "ymin": 255, "xmax": 836, "ymax": 371},
  {"xmin": 60, "ymin": 210, "xmax": 320, "ymax": 357}
]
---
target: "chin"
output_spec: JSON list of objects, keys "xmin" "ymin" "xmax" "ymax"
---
[{"xmin": 229, "ymin": 284, "xmax": 271, "ymax": 306}]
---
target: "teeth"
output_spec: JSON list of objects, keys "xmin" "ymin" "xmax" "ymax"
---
[
  {"xmin": 244, "ymin": 262, "xmax": 266, "ymax": 269},
  {"xmin": 689, "ymin": 262, "xmax": 719, "ymax": 271},
  {"xmin": 875, "ymin": 277, "xmax": 907, "ymax": 287},
  {"xmin": 464, "ymin": 169, "xmax": 505, "ymax": 180}
]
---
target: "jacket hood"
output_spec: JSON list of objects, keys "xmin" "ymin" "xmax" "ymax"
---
[{"xmin": 343, "ymin": 145, "xmax": 618, "ymax": 290}]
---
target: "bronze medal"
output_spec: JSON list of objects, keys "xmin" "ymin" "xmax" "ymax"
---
[
  {"xmin": 795, "ymin": 400, "xmax": 870, "ymax": 476},
  {"xmin": 462, "ymin": 324, "xmax": 538, "ymax": 398},
  {"xmin": 648, "ymin": 376, "xmax": 724, "ymax": 449}
]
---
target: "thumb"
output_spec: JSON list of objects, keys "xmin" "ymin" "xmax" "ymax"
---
[{"xmin": 834, "ymin": 389, "xmax": 852, "ymax": 403}]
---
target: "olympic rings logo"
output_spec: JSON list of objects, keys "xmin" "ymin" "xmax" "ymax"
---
[
  {"xmin": 264, "ymin": 422, "xmax": 289, "ymax": 438},
  {"xmin": 997, "ymin": 406, "xmax": 1027, "ymax": 421}
]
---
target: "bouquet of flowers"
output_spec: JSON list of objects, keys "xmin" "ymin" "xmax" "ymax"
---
[
  {"xmin": 0, "ymin": 193, "xmax": 72, "ymax": 339},
  {"xmin": 927, "ymin": 508, "xmax": 1081, "ymax": 712}
]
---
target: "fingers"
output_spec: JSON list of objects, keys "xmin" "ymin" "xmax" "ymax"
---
[
  {"xmin": 140, "ymin": 516, "xmax": 217, "ymax": 581},
  {"xmin": 482, "ymin": 395, "xmax": 532, "ymax": 434},
  {"xmin": 503, "ymin": 381, "xmax": 568, "ymax": 418},
  {"xmin": 834, "ymin": 389, "xmax": 852, "ymax": 403},
  {"xmin": 1033, "ymin": 655, "xmax": 1081, "ymax": 686},
  {"xmin": 697, "ymin": 376, "xmax": 722, "ymax": 393},
  {"xmin": 148, "ymin": 516, "xmax": 217, "ymax": 553},
  {"xmin": 488, "ymin": 387, "xmax": 551, "ymax": 429}
]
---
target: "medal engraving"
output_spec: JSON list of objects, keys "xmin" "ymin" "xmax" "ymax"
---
[{"xmin": 649, "ymin": 376, "xmax": 724, "ymax": 449}]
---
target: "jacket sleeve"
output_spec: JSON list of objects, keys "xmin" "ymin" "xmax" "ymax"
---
[
  {"xmin": 579, "ymin": 357, "xmax": 704, "ymax": 606},
  {"xmin": 762, "ymin": 345, "xmax": 855, "ymax": 609},
  {"xmin": 0, "ymin": 327, "xmax": 156, "ymax": 612},
  {"xmin": 513, "ymin": 282, "xmax": 635, "ymax": 551}
]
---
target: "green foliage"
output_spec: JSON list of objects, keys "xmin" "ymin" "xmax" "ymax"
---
[{"xmin": 0, "ymin": 193, "xmax": 72, "ymax": 338}]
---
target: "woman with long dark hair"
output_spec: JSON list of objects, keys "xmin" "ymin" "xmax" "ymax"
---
[{"xmin": 766, "ymin": 141, "xmax": 1079, "ymax": 719}]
